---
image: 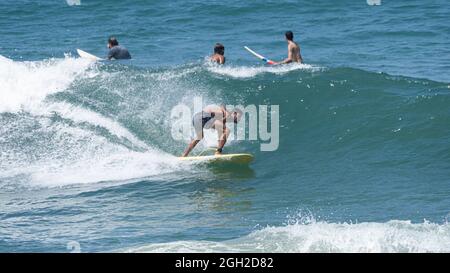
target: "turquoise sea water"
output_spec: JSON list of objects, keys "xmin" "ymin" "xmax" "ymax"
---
[{"xmin": 1, "ymin": 0, "xmax": 450, "ymax": 252}]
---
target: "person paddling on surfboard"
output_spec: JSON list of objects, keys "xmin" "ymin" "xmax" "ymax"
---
[
  {"xmin": 107, "ymin": 37, "xmax": 131, "ymax": 60},
  {"xmin": 182, "ymin": 105, "xmax": 243, "ymax": 157},
  {"xmin": 210, "ymin": 43, "xmax": 225, "ymax": 64},
  {"xmin": 276, "ymin": 31, "xmax": 303, "ymax": 64}
]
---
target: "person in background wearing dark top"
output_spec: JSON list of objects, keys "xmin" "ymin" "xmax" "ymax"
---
[
  {"xmin": 107, "ymin": 37, "xmax": 131, "ymax": 60},
  {"xmin": 210, "ymin": 43, "xmax": 225, "ymax": 64}
]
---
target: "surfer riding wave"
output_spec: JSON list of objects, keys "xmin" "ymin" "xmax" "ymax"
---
[{"xmin": 182, "ymin": 105, "xmax": 243, "ymax": 157}]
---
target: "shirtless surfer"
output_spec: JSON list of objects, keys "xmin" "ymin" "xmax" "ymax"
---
[
  {"xmin": 182, "ymin": 105, "xmax": 242, "ymax": 157},
  {"xmin": 210, "ymin": 43, "xmax": 225, "ymax": 64},
  {"xmin": 276, "ymin": 31, "xmax": 303, "ymax": 64}
]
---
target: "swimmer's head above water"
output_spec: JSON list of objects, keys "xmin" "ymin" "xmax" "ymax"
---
[
  {"xmin": 107, "ymin": 36, "xmax": 119, "ymax": 49},
  {"xmin": 214, "ymin": 43, "xmax": 225, "ymax": 56}
]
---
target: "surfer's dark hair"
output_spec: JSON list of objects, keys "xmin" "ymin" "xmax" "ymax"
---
[
  {"xmin": 214, "ymin": 43, "xmax": 225, "ymax": 55},
  {"xmin": 108, "ymin": 37, "xmax": 119, "ymax": 46},
  {"xmin": 285, "ymin": 31, "xmax": 294, "ymax": 41}
]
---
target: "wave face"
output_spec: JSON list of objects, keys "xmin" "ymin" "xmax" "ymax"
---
[
  {"xmin": 1, "ymin": 0, "xmax": 450, "ymax": 252},
  {"xmin": 3, "ymin": 56, "xmax": 448, "ymax": 190}
]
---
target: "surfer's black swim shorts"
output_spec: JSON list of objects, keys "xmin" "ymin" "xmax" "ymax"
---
[{"xmin": 193, "ymin": 111, "xmax": 215, "ymax": 138}]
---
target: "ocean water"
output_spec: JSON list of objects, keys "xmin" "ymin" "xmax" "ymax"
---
[{"xmin": 1, "ymin": 0, "xmax": 450, "ymax": 253}]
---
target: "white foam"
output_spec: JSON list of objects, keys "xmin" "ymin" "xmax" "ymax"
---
[
  {"xmin": 0, "ymin": 113, "xmax": 184, "ymax": 188},
  {"xmin": 0, "ymin": 56, "xmax": 146, "ymax": 148},
  {"xmin": 0, "ymin": 55, "xmax": 93, "ymax": 113},
  {"xmin": 3, "ymin": 116, "xmax": 183, "ymax": 185},
  {"xmin": 0, "ymin": 101, "xmax": 187, "ymax": 188},
  {"xmin": 32, "ymin": 102, "xmax": 148, "ymax": 149},
  {"xmin": 125, "ymin": 220, "xmax": 450, "ymax": 253},
  {"xmin": 30, "ymin": 150, "xmax": 180, "ymax": 187},
  {"xmin": 207, "ymin": 63, "xmax": 320, "ymax": 79},
  {"xmin": 0, "ymin": 56, "xmax": 191, "ymax": 188}
]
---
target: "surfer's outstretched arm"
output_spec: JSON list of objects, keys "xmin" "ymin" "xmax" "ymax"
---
[{"xmin": 182, "ymin": 139, "xmax": 201, "ymax": 157}]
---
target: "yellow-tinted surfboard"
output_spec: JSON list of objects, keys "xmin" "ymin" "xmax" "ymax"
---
[{"xmin": 179, "ymin": 153, "xmax": 254, "ymax": 164}]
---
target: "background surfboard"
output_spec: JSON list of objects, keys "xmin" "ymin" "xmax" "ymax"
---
[
  {"xmin": 244, "ymin": 46, "xmax": 276, "ymax": 65},
  {"xmin": 76, "ymin": 49, "xmax": 103, "ymax": 61}
]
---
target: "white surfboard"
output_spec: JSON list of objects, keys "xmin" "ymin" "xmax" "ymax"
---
[
  {"xmin": 244, "ymin": 46, "xmax": 276, "ymax": 65},
  {"xmin": 179, "ymin": 153, "xmax": 254, "ymax": 165},
  {"xmin": 0, "ymin": 54, "xmax": 12, "ymax": 62},
  {"xmin": 76, "ymin": 49, "xmax": 103, "ymax": 61}
]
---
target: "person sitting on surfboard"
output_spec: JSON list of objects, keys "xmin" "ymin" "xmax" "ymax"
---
[
  {"xmin": 182, "ymin": 105, "xmax": 243, "ymax": 157},
  {"xmin": 107, "ymin": 37, "xmax": 131, "ymax": 60},
  {"xmin": 210, "ymin": 43, "xmax": 225, "ymax": 64},
  {"xmin": 276, "ymin": 31, "xmax": 303, "ymax": 64}
]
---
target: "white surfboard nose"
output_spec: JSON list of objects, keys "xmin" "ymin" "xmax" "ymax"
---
[{"xmin": 76, "ymin": 49, "xmax": 103, "ymax": 61}]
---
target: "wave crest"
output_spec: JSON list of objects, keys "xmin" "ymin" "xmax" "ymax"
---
[{"xmin": 125, "ymin": 220, "xmax": 450, "ymax": 253}]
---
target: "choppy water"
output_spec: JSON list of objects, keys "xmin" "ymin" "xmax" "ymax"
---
[{"xmin": 1, "ymin": 0, "xmax": 449, "ymax": 252}]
